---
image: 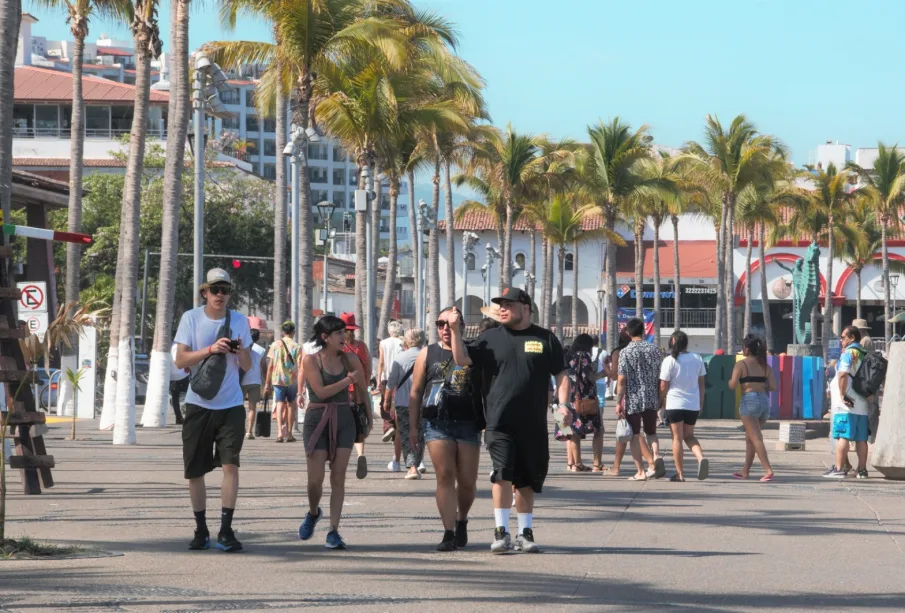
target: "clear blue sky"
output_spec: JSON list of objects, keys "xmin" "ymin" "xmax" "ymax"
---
[{"xmin": 24, "ymin": 0, "xmax": 905, "ymax": 165}]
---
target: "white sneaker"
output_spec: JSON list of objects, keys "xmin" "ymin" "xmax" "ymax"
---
[
  {"xmin": 404, "ymin": 470, "xmax": 421, "ymax": 480},
  {"xmin": 387, "ymin": 460, "xmax": 401, "ymax": 472},
  {"xmin": 418, "ymin": 462, "xmax": 427, "ymax": 474}
]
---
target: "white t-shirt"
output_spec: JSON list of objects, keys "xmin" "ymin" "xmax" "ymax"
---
[
  {"xmin": 170, "ymin": 342, "xmax": 189, "ymax": 381},
  {"xmin": 242, "ymin": 343, "xmax": 266, "ymax": 386},
  {"xmin": 379, "ymin": 337, "xmax": 404, "ymax": 382},
  {"xmin": 174, "ymin": 307, "xmax": 253, "ymax": 410},
  {"xmin": 831, "ymin": 345, "xmax": 869, "ymax": 416},
  {"xmin": 659, "ymin": 352, "xmax": 707, "ymax": 411}
]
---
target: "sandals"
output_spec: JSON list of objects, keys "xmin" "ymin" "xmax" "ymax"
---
[
  {"xmin": 627, "ymin": 474, "xmax": 647, "ymax": 481},
  {"xmin": 760, "ymin": 473, "xmax": 775, "ymax": 482},
  {"xmin": 567, "ymin": 464, "xmax": 592, "ymax": 472},
  {"xmin": 275, "ymin": 437, "xmax": 285, "ymax": 443},
  {"xmin": 669, "ymin": 474, "xmax": 686, "ymax": 482},
  {"xmin": 591, "ymin": 463, "xmax": 605, "ymax": 473},
  {"xmin": 602, "ymin": 466, "xmax": 621, "ymax": 477},
  {"xmin": 732, "ymin": 472, "xmax": 748, "ymax": 480},
  {"xmin": 286, "ymin": 435, "xmax": 297, "ymax": 443}
]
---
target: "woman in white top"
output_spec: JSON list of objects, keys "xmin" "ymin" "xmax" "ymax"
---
[
  {"xmin": 377, "ymin": 321, "xmax": 405, "ymax": 457},
  {"xmin": 658, "ymin": 331, "xmax": 709, "ymax": 482}
]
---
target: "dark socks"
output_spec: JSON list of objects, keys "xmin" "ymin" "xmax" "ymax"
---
[
  {"xmin": 220, "ymin": 507, "xmax": 234, "ymax": 533},
  {"xmin": 194, "ymin": 510, "xmax": 207, "ymax": 534}
]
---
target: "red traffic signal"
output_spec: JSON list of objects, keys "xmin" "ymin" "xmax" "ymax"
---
[{"xmin": 231, "ymin": 259, "xmax": 241, "ymax": 269}]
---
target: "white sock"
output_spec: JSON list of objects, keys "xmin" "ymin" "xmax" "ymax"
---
[
  {"xmin": 517, "ymin": 513, "xmax": 533, "ymax": 535},
  {"xmin": 493, "ymin": 508, "xmax": 510, "ymax": 531}
]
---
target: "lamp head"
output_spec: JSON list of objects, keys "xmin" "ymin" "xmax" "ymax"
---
[{"xmin": 194, "ymin": 53, "xmax": 212, "ymax": 72}]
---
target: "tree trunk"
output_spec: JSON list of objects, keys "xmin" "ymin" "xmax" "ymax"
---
[
  {"xmin": 543, "ymin": 238, "xmax": 554, "ymax": 330},
  {"xmin": 672, "ymin": 215, "xmax": 681, "ymax": 332},
  {"xmin": 539, "ymin": 237, "xmax": 548, "ymax": 327},
  {"xmin": 99, "ymin": 223, "xmax": 125, "ymax": 430},
  {"xmin": 354, "ymin": 159, "xmax": 368, "ymax": 339},
  {"xmin": 810, "ymin": 234, "xmax": 819, "ymax": 344},
  {"xmin": 605, "ymin": 206, "xmax": 618, "ymax": 352},
  {"xmin": 65, "ymin": 30, "xmax": 86, "ymax": 304},
  {"xmin": 444, "ymin": 162, "xmax": 455, "ymax": 308},
  {"xmin": 652, "ymin": 220, "xmax": 661, "ymax": 347},
  {"xmin": 272, "ymin": 84, "xmax": 287, "ymax": 327},
  {"xmin": 377, "ymin": 178, "xmax": 399, "ymax": 339},
  {"xmin": 0, "ymin": 0, "xmax": 20, "ymax": 250},
  {"xmin": 501, "ymin": 199, "xmax": 513, "ymax": 295},
  {"xmin": 428, "ymin": 160, "xmax": 440, "ymax": 342},
  {"xmin": 114, "ymin": 27, "xmax": 155, "ymax": 446},
  {"xmin": 713, "ymin": 202, "xmax": 728, "ymax": 353},
  {"xmin": 724, "ymin": 195, "xmax": 735, "ymax": 352},
  {"xmin": 882, "ymin": 219, "xmax": 891, "ymax": 341},
  {"xmin": 856, "ymin": 269, "xmax": 862, "ymax": 320},
  {"xmin": 571, "ymin": 238, "xmax": 579, "ymax": 339},
  {"xmin": 297, "ymin": 96, "xmax": 314, "ymax": 347},
  {"xmin": 822, "ymin": 217, "xmax": 834, "ymax": 362},
  {"xmin": 759, "ymin": 223, "xmax": 773, "ymax": 353},
  {"xmin": 743, "ymin": 227, "xmax": 753, "ymax": 339},
  {"xmin": 407, "ymin": 169, "xmax": 419, "ymax": 327},
  {"xmin": 368, "ymin": 165, "xmax": 381, "ymax": 352},
  {"xmin": 141, "ymin": 0, "xmax": 189, "ymax": 428},
  {"xmin": 556, "ymin": 245, "xmax": 565, "ymax": 341},
  {"xmin": 634, "ymin": 220, "xmax": 644, "ymax": 318},
  {"xmin": 528, "ymin": 229, "xmax": 536, "ymax": 303}
]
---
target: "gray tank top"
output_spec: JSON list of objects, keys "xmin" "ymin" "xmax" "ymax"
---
[{"xmin": 306, "ymin": 354, "xmax": 350, "ymax": 404}]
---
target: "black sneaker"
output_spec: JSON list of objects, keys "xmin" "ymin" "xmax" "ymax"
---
[
  {"xmin": 454, "ymin": 520, "xmax": 468, "ymax": 548},
  {"xmin": 437, "ymin": 530, "xmax": 457, "ymax": 552},
  {"xmin": 188, "ymin": 530, "xmax": 210, "ymax": 551},
  {"xmin": 857, "ymin": 469, "xmax": 869, "ymax": 480},
  {"xmin": 215, "ymin": 528, "xmax": 243, "ymax": 553}
]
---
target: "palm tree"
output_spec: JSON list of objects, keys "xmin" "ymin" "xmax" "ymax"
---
[
  {"xmin": 139, "ymin": 0, "xmax": 189, "ymax": 428},
  {"xmin": 584, "ymin": 118, "xmax": 656, "ymax": 352},
  {"xmin": 847, "ymin": 143, "xmax": 905, "ymax": 341},
  {"xmin": 0, "ymin": 3, "xmax": 21, "ymax": 247},
  {"xmin": 112, "ymin": 0, "xmax": 162, "ymax": 445},
  {"xmin": 839, "ymin": 195, "xmax": 881, "ymax": 321},
  {"xmin": 683, "ymin": 115, "xmax": 787, "ymax": 352},
  {"xmin": 735, "ymin": 185, "xmax": 779, "ymax": 340}
]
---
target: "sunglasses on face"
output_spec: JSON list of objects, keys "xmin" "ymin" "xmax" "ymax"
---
[
  {"xmin": 208, "ymin": 286, "xmax": 232, "ymax": 296},
  {"xmin": 436, "ymin": 320, "xmax": 451, "ymax": 329}
]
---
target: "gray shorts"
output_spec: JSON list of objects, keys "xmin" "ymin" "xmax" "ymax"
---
[
  {"xmin": 302, "ymin": 405, "xmax": 356, "ymax": 452},
  {"xmin": 739, "ymin": 392, "xmax": 770, "ymax": 422}
]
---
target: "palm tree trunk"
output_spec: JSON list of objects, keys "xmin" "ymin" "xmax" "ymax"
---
[
  {"xmin": 714, "ymin": 203, "xmax": 727, "ymax": 353},
  {"xmin": 141, "ymin": 0, "xmax": 188, "ymax": 428},
  {"xmin": 882, "ymin": 219, "xmax": 891, "ymax": 341},
  {"xmin": 354, "ymin": 158, "xmax": 368, "ymax": 339},
  {"xmin": 652, "ymin": 220, "xmax": 661, "ymax": 346},
  {"xmin": 528, "ymin": 229, "xmax": 536, "ymax": 303},
  {"xmin": 0, "ymin": 1, "xmax": 20, "ymax": 251},
  {"xmin": 556, "ymin": 245, "xmax": 565, "ymax": 341},
  {"xmin": 822, "ymin": 219, "xmax": 834, "ymax": 362},
  {"xmin": 407, "ymin": 169, "xmax": 419, "ymax": 327},
  {"xmin": 759, "ymin": 223, "xmax": 773, "ymax": 353},
  {"xmin": 855, "ymin": 269, "xmax": 863, "ymax": 320},
  {"xmin": 634, "ymin": 221, "xmax": 644, "ymax": 318},
  {"xmin": 65, "ymin": 28, "xmax": 86, "ymax": 304},
  {"xmin": 444, "ymin": 162, "xmax": 455, "ymax": 308},
  {"xmin": 428, "ymin": 161, "xmax": 441, "ymax": 342},
  {"xmin": 605, "ymin": 206, "xmax": 618, "ymax": 353},
  {"xmin": 571, "ymin": 238, "xmax": 579, "ymax": 339},
  {"xmin": 724, "ymin": 196, "xmax": 735, "ymax": 352},
  {"xmin": 539, "ymin": 237, "xmax": 548, "ymax": 327},
  {"xmin": 297, "ymin": 96, "xmax": 314, "ymax": 347},
  {"xmin": 502, "ymin": 200, "xmax": 513, "ymax": 294},
  {"xmin": 377, "ymin": 179, "xmax": 399, "ymax": 339},
  {"xmin": 272, "ymin": 84, "xmax": 287, "ymax": 327},
  {"xmin": 368, "ymin": 165, "xmax": 381, "ymax": 351},
  {"xmin": 99, "ymin": 223, "xmax": 125, "ymax": 430},
  {"xmin": 114, "ymin": 21, "xmax": 156, "ymax": 446},
  {"xmin": 544, "ymin": 239, "xmax": 554, "ymax": 330},
  {"xmin": 672, "ymin": 215, "xmax": 681, "ymax": 332},
  {"xmin": 743, "ymin": 227, "xmax": 754, "ymax": 339}
]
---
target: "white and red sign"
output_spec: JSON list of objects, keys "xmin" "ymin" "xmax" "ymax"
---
[
  {"xmin": 17, "ymin": 281, "xmax": 47, "ymax": 313},
  {"xmin": 24, "ymin": 313, "xmax": 48, "ymax": 341}
]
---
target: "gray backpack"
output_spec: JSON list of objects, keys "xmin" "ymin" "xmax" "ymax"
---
[{"xmin": 190, "ymin": 310, "xmax": 231, "ymax": 400}]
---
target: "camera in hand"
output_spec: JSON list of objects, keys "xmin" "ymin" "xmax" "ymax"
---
[{"xmin": 228, "ymin": 339, "xmax": 240, "ymax": 353}]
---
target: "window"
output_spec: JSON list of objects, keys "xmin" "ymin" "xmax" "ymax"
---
[
  {"xmin": 245, "ymin": 141, "xmax": 258, "ymax": 156},
  {"xmin": 332, "ymin": 191, "xmax": 346, "ymax": 207},
  {"xmin": 349, "ymin": 170, "xmax": 358, "ymax": 186},
  {"xmin": 333, "ymin": 168, "xmax": 347, "ymax": 186},
  {"xmin": 263, "ymin": 118, "xmax": 276, "ymax": 133},
  {"xmin": 515, "ymin": 252, "xmax": 526, "ymax": 270},
  {"xmin": 308, "ymin": 143, "xmax": 328, "ymax": 160},
  {"xmin": 220, "ymin": 90, "xmax": 240, "ymax": 105},
  {"xmin": 245, "ymin": 90, "xmax": 255, "ymax": 108},
  {"xmin": 263, "ymin": 139, "xmax": 276, "ymax": 156},
  {"xmin": 85, "ymin": 106, "xmax": 110, "ymax": 135},
  {"xmin": 12, "ymin": 104, "xmax": 34, "ymax": 135},
  {"xmin": 221, "ymin": 115, "xmax": 239, "ymax": 130},
  {"xmin": 309, "ymin": 166, "xmax": 328, "ymax": 183},
  {"xmin": 379, "ymin": 193, "xmax": 390, "ymax": 210},
  {"xmin": 565, "ymin": 252, "xmax": 574, "ymax": 271},
  {"xmin": 110, "ymin": 105, "xmax": 133, "ymax": 134},
  {"xmin": 397, "ymin": 226, "xmax": 408, "ymax": 238},
  {"xmin": 245, "ymin": 115, "xmax": 259, "ymax": 132},
  {"xmin": 34, "ymin": 105, "xmax": 58, "ymax": 136},
  {"xmin": 333, "ymin": 147, "xmax": 347, "ymax": 162},
  {"xmin": 123, "ymin": 76, "xmax": 136, "ymax": 85},
  {"xmin": 263, "ymin": 164, "xmax": 276, "ymax": 180},
  {"xmin": 402, "ymin": 289, "xmax": 415, "ymax": 316},
  {"xmin": 466, "ymin": 253, "xmax": 476, "ymax": 271},
  {"xmin": 312, "ymin": 189, "xmax": 329, "ymax": 204}
]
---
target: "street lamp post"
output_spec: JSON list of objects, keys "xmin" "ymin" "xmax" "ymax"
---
[
  {"xmin": 892, "ymin": 274, "xmax": 900, "ymax": 339},
  {"xmin": 483, "ymin": 243, "xmax": 501, "ymax": 307},
  {"xmin": 597, "ymin": 288, "xmax": 606, "ymax": 341},
  {"xmin": 462, "ymin": 231, "xmax": 479, "ymax": 323},
  {"xmin": 317, "ymin": 200, "xmax": 337, "ymax": 313},
  {"xmin": 418, "ymin": 199, "xmax": 434, "ymax": 329}
]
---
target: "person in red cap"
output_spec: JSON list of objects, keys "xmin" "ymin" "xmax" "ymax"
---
[{"xmin": 339, "ymin": 312, "xmax": 372, "ymax": 479}]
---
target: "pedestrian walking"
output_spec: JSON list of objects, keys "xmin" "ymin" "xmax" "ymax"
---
[
  {"xmin": 853, "ymin": 318, "xmax": 881, "ymax": 446},
  {"xmin": 339, "ymin": 312, "xmax": 372, "ymax": 479},
  {"xmin": 613, "ymin": 318, "xmax": 666, "ymax": 481},
  {"xmin": 555, "ymin": 334, "xmax": 605, "ymax": 472},
  {"xmin": 449, "ymin": 287, "xmax": 569, "ymax": 554},
  {"xmin": 242, "ymin": 326, "xmax": 267, "ymax": 440},
  {"xmin": 823, "ymin": 326, "xmax": 871, "ymax": 479},
  {"xmin": 264, "ymin": 321, "xmax": 301, "ymax": 443},
  {"xmin": 298, "ymin": 316, "xmax": 371, "ymax": 550},
  {"xmin": 174, "ymin": 267, "xmax": 252, "ymax": 553},
  {"xmin": 378, "ymin": 321, "xmax": 405, "ymax": 469},
  {"xmin": 169, "ymin": 341, "xmax": 189, "ymax": 425},
  {"xmin": 729, "ymin": 334, "xmax": 776, "ymax": 481},
  {"xmin": 386, "ymin": 328, "xmax": 426, "ymax": 480},
  {"xmin": 602, "ymin": 329, "xmax": 632, "ymax": 476},
  {"xmin": 658, "ymin": 331, "xmax": 709, "ymax": 482},
  {"xmin": 411, "ymin": 306, "xmax": 484, "ymax": 551}
]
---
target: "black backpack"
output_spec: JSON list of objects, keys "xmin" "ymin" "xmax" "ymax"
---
[{"xmin": 851, "ymin": 348, "xmax": 887, "ymax": 397}]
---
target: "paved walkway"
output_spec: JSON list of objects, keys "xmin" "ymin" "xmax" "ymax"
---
[{"xmin": 2, "ymin": 410, "xmax": 905, "ymax": 612}]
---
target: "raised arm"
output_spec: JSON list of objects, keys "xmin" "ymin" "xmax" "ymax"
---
[
  {"xmin": 447, "ymin": 310, "xmax": 472, "ymax": 367},
  {"xmin": 303, "ymin": 354, "xmax": 356, "ymax": 401}
]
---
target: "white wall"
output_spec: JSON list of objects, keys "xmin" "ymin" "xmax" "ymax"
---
[{"xmin": 814, "ymin": 143, "xmax": 850, "ymax": 169}]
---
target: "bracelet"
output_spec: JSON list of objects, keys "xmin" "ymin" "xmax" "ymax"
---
[{"xmin": 208, "ymin": 346, "xmax": 212, "ymax": 355}]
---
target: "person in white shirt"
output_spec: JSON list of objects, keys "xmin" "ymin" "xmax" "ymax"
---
[
  {"xmin": 174, "ymin": 268, "xmax": 252, "ymax": 553},
  {"xmin": 658, "ymin": 331, "xmax": 709, "ymax": 482},
  {"xmin": 377, "ymin": 321, "xmax": 405, "ymax": 461},
  {"xmin": 242, "ymin": 327, "xmax": 268, "ymax": 440},
  {"xmin": 169, "ymin": 342, "xmax": 190, "ymax": 425}
]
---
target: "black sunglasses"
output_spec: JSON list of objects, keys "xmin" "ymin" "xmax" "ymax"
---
[
  {"xmin": 208, "ymin": 286, "xmax": 232, "ymax": 296},
  {"xmin": 436, "ymin": 320, "xmax": 450, "ymax": 329}
]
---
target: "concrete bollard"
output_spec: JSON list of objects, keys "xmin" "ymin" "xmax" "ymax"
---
[{"xmin": 872, "ymin": 342, "xmax": 905, "ymax": 479}]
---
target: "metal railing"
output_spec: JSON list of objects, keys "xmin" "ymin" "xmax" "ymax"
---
[
  {"xmin": 13, "ymin": 127, "xmax": 167, "ymax": 139},
  {"xmin": 659, "ymin": 308, "xmax": 716, "ymax": 329}
]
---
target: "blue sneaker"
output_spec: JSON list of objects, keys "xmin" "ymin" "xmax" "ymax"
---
[
  {"xmin": 325, "ymin": 529, "xmax": 346, "ymax": 550},
  {"xmin": 298, "ymin": 507, "xmax": 322, "ymax": 541}
]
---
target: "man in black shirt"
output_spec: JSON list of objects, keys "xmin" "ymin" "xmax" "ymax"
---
[{"xmin": 449, "ymin": 286, "xmax": 570, "ymax": 554}]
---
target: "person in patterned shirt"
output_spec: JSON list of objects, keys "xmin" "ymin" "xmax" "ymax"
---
[
  {"xmin": 614, "ymin": 318, "xmax": 666, "ymax": 481},
  {"xmin": 339, "ymin": 313, "xmax": 372, "ymax": 479}
]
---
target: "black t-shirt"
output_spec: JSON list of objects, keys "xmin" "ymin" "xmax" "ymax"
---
[{"xmin": 469, "ymin": 324, "xmax": 565, "ymax": 430}]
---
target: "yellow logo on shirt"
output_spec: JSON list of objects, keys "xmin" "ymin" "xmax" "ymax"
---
[{"xmin": 524, "ymin": 341, "xmax": 543, "ymax": 354}]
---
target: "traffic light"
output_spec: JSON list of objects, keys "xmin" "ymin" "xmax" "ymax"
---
[{"xmin": 231, "ymin": 259, "xmax": 241, "ymax": 269}]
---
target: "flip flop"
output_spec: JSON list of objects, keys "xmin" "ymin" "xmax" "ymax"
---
[
  {"xmin": 732, "ymin": 472, "xmax": 748, "ymax": 480},
  {"xmin": 575, "ymin": 464, "xmax": 592, "ymax": 472},
  {"xmin": 760, "ymin": 473, "xmax": 775, "ymax": 482},
  {"xmin": 697, "ymin": 459, "xmax": 710, "ymax": 481},
  {"xmin": 356, "ymin": 455, "xmax": 368, "ymax": 479},
  {"xmin": 669, "ymin": 474, "xmax": 686, "ymax": 482},
  {"xmin": 602, "ymin": 467, "xmax": 621, "ymax": 477},
  {"xmin": 627, "ymin": 474, "xmax": 648, "ymax": 481}
]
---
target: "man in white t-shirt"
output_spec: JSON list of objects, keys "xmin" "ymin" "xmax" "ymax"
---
[
  {"xmin": 174, "ymin": 268, "xmax": 252, "ymax": 553},
  {"xmin": 824, "ymin": 326, "xmax": 871, "ymax": 479},
  {"xmin": 658, "ymin": 332, "xmax": 709, "ymax": 481}
]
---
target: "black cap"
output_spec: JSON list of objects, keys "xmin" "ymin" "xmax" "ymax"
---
[{"xmin": 491, "ymin": 286, "xmax": 532, "ymax": 306}]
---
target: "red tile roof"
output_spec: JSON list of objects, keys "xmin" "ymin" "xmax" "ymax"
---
[
  {"xmin": 615, "ymin": 241, "xmax": 717, "ymax": 278},
  {"xmin": 14, "ymin": 66, "xmax": 168, "ymax": 104},
  {"xmin": 13, "ymin": 157, "xmax": 236, "ymax": 169},
  {"xmin": 440, "ymin": 210, "xmax": 604, "ymax": 232},
  {"xmin": 96, "ymin": 47, "xmax": 134, "ymax": 58}
]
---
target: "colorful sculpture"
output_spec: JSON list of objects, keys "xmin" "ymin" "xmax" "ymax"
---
[{"xmin": 776, "ymin": 242, "xmax": 821, "ymax": 345}]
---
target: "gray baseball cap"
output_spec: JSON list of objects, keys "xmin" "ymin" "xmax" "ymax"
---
[{"xmin": 206, "ymin": 268, "xmax": 232, "ymax": 285}]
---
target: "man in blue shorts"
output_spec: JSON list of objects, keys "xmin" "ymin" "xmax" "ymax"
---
[{"xmin": 824, "ymin": 326, "xmax": 870, "ymax": 479}]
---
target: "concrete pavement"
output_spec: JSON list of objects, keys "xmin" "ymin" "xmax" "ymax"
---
[{"xmin": 2, "ymin": 409, "xmax": 905, "ymax": 612}]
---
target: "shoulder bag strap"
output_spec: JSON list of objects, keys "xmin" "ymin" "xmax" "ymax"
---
[{"xmin": 281, "ymin": 340, "xmax": 295, "ymax": 365}]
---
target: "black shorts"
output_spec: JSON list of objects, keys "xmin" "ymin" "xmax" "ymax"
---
[
  {"xmin": 182, "ymin": 404, "xmax": 245, "ymax": 479},
  {"xmin": 484, "ymin": 426, "xmax": 548, "ymax": 493},
  {"xmin": 666, "ymin": 409, "xmax": 699, "ymax": 426},
  {"xmin": 626, "ymin": 409, "xmax": 658, "ymax": 436}
]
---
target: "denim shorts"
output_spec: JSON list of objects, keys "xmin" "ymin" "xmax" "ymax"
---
[
  {"xmin": 424, "ymin": 419, "xmax": 481, "ymax": 447},
  {"xmin": 273, "ymin": 385, "xmax": 298, "ymax": 403},
  {"xmin": 739, "ymin": 392, "xmax": 770, "ymax": 421}
]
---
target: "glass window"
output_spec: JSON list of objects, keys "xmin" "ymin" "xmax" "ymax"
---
[
  {"xmin": 13, "ymin": 104, "xmax": 34, "ymax": 135},
  {"xmin": 333, "ymin": 168, "xmax": 346, "ymax": 185},
  {"xmin": 263, "ymin": 140, "xmax": 276, "ymax": 156},
  {"xmin": 565, "ymin": 252, "xmax": 574, "ymax": 271},
  {"xmin": 85, "ymin": 106, "xmax": 110, "ymax": 136},
  {"xmin": 34, "ymin": 106, "xmax": 58, "ymax": 136},
  {"xmin": 263, "ymin": 117, "xmax": 276, "ymax": 133},
  {"xmin": 312, "ymin": 189, "xmax": 329, "ymax": 204},
  {"xmin": 245, "ymin": 141, "xmax": 258, "ymax": 155},
  {"xmin": 397, "ymin": 226, "xmax": 408, "ymax": 238},
  {"xmin": 309, "ymin": 166, "xmax": 328, "ymax": 183},
  {"xmin": 515, "ymin": 252, "xmax": 526, "ymax": 269},
  {"xmin": 349, "ymin": 170, "xmax": 358, "ymax": 186},
  {"xmin": 263, "ymin": 164, "xmax": 276, "ymax": 180},
  {"xmin": 220, "ymin": 90, "xmax": 240, "ymax": 105},
  {"xmin": 332, "ymin": 191, "xmax": 346, "ymax": 207},
  {"xmin": 245, "ymin": 90, "xmax": 255, "ymax": 108},
  {"xmin": 110, "ymin": 105, "xmax": 132, "ymax": 134},
  {"xmin": 466, "ymin": 253, "xmax": 476, "ymax": 270},
  {"xmin": 333, "ymin": 147, "xmax": 347, "ymax": 162},
  {"xmin": 221, "ymin": 115, "xmax": 239, "ymax": 130},
  {"xmin": 308, "ymin": 143, "xmax": 328, "ymax": 160},
  {"xmin": 246, "ymin": 115, "xmax": 259, "ymax": 132},
  {"xmin": 59, "ymin": 104, "xmax": 72, "ymax": 138}
]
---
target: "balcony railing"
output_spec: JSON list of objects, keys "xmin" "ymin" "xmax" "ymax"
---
[
  {"xmin": 13, "ymin": 127, "xmax": 167, "ymax": 139},
  {"xmin": 659, "ymin": 308, "xmax": 716, "ymax": 329}
]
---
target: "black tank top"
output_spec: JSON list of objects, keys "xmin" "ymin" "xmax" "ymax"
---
[{"xmin": 423, "ymin": 343, "xmax": 480, "ymax": 423}]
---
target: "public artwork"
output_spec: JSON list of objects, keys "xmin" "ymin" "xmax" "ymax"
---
[{"xmin": 776, "ymin": 243, "xmax": 821, "ymax": 344}]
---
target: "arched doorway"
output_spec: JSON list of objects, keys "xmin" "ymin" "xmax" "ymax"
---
[{"xmin": 549, "ymin": 296, "xmax": 589, "ymax": 325}]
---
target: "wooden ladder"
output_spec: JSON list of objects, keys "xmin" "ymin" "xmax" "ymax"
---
[{"xmin": 0, "ymin": 244, "xmax": 54, "ymax": 494}]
